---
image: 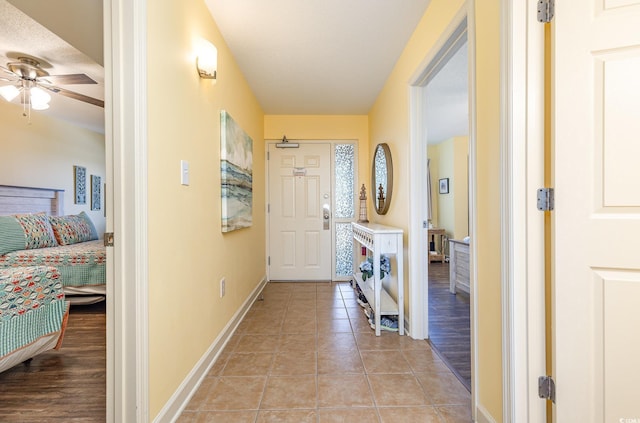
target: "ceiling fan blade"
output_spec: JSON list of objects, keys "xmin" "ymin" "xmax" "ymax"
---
[
  {"xmin": 41, "ymin": 84, "xmax": 104, "ymax": 108},
  {"xmin": 1, "ymin": 65, "xmax": 16, "ymax": 77},
  {"xmin": 0, "ymin": 76, "xmax": 17, "ymax": 83},
  {"xmin": 44, "ymin": 73, "xmax": 97, "ymax": 85}
]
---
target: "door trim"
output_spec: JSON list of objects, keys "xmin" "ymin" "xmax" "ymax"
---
[
  {"xmin": 501, "ymin": 0, "xmax": 546, "ymax": 421},
  {"xmin": 265, "ymin": 140, "xmax": 358, "ymax": 282},
  {"xmin": 408, "ymin": 0, "xmax": 477, "ymax": 415},
  {"xmin": 105, "ymin": 0, "xmax": 149, "ymax": 420}
]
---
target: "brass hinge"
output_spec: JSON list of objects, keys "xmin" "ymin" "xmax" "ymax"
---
[
  {"xmin": 538, "ymin": 375, "xmax": 556, "ymax": 403},
  {"xmin": 537, "ymin": 0, "xmax": 554, "ymax": 23},
  {"xmin": 104, "ymin": 232, "xmax": 114, "ymax": 247}
]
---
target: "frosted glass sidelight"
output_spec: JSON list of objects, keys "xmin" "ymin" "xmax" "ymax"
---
[
  {"xmin": 334, "ymin": 144, "xmax": 355, "ymax": 218},
  {"xmin": 335, "ymin": 222, "xmax": 353, "ymax": 277}
]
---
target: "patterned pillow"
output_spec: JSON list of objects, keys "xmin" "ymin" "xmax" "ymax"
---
[
  {"xmin": 49, "ymin": 212, "xmax": 98, "ymax": 246},
  {"xmin": 13, "ymin": 212, "xmax": 58, "ymax": 249},
  {"xmin": 0, "ymin": 215, "xmax": 27, "ymax": 255}
]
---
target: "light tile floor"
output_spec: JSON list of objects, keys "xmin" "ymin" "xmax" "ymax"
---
[{"xmin": 178, "ymin": 282, "xmax": 471, "ymax": 423}]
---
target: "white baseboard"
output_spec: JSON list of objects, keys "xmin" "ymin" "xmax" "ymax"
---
[
  {"xmin": 403, "ymin": 318, "xmax": 411, "ymax": 338},
  {"xmin": 476, "ymin": 403, "xmax": 498, "ymax": 423},
  {"xmin": 153, "ymin": 276, "xmax": 267, "ymax": 423}
]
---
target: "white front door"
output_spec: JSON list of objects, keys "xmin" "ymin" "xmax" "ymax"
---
[
  {"xmin": 268, "ymin": 143, "xmax": 332, "ymax": 281},
  {"xmin": 554, "ymin": 2, "xmax": 640, "ymax": 420}
]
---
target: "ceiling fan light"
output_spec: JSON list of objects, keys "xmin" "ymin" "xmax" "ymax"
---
[
  {"xmin": 31, "ymin": 102, "xmax": 50, "ymax": 111},
  {"xmin": 0, "ymin": 85, "xmax": 20, "ymax": 102},
  {"xmin": 30, "ymin": 86, "xmax": 51, "ymax": 105}
]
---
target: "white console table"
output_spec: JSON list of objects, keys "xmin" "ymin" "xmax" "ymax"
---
[{"xmin": 351, "ymin": 222, "xmax": 404, "ymax": 336}]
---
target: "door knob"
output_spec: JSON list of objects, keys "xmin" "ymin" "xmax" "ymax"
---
[{"xmin": 322, "ymin": 204, "xmax": 330, "ymax": 230}]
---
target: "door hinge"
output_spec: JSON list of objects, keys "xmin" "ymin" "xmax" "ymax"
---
[
  {"xmin": 538, "ymin": 376, "xmax": 556, "ymax": 403},
  {"xmin": 267, "ymin": 151, "xmax": 270, "ymax": 160},
  {"xmin": 268, "ymin": 256, "xmax": 270, "ymax": 266},
  {"xmin": 537, "ymin": 188, "xmax": 554, "ymax": 211},
  {"xmin": 104, "ymin": 232, "xmax": 114, "ymax": 247},
  {"xmin": 268, "ymin": 203, "xmax": 270, "ymax": 213},
  {"xmin": 537, "ymin": 0, "xmax": 554, "ymax": 23}
]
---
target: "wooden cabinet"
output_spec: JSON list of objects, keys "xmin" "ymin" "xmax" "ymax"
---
[
  {"xmin": 352, "ymin": 222, "xmax": 404, "ymax": 336},
  {"xmin": 428, "ymin": 228, "xmax": 446, "ymax": 262},
  {"xmin": 449, "ymin": 239, "xmax": 470, "ymax": 294}
]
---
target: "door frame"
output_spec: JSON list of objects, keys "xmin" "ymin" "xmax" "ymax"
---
[
  {"xmin": 105, "ymin": 0, "xmax": 548, "ymax": 420},
  {"xmin": 265, "ymin": 140, "xmax": 358, "ymax": 282},
  {"xmin": 408, "ymin": 1, "xmax": 472, "ymax": 340},
  {"xmin": 408, "ymin": 0, "xmax": 476, "ymax": 412},
  {"xmin": 501, "ymin": 0, "xmax": 546, "ymax": 421},
  {"xmin": 105, "ymin": 0, "xmax": 149, "ymax": 420}
]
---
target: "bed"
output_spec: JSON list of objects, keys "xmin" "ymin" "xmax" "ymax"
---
[
  {"xmin": 0, "ymin": 265, "xmax": 70, "ymax": 373},
  {"xmin": 0, "ymin": 185, "xmax": 106, "ymax": 304}
]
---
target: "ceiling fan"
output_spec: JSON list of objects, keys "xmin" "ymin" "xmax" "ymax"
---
[{"xmin": 0, "ymin": 56, "xmax": 104, "ymax": 114}]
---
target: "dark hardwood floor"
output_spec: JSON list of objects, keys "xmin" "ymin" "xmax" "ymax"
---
[
  {"xmin": 0, "ymin": 302, "xmax": 106, "ymax": 422},
  {"xmin": 428, "ymin": 261, "xmax": 471, "ymax": 391}
]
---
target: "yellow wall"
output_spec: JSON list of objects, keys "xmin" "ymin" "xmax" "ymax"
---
[
  {"xmin": 453, "ymin": 136, "xmax": 469, "ymax": 240},
  {"xmin": 474, "ymin": 0, "xmax": 503, "ymax": 419},
  {"xmin": 264, "ymin": 115, "xmax": 369, "ymax": 186},
  {"xmin": 427, "ymin": 139, "xmax": 444, "ymax": 230},
  {"xmin": 368, "ymin": 0, "xmax": 503, "ymax": 420},
  {"xmin": 146, "ymin": 0, "xmax": 265, "ymax": 417},
  {"xmin": 0, "ymin": 100, "xmax": 106, "ymax": 233},
  {"xmin": 428, "ymin": 136, "xmax": 469, "ymax": 241},
  {"xmin": 436, "ymin": 140, "xmax": 455, "ymax": 234},
  {"xmin": 428, "ymin": 146, "xmax": 441, "ymax": 227}
]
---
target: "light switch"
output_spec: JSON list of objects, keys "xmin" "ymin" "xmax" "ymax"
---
[{"xmin": 181, "ymin": 160, "xmax": 190, "ymax": 185}]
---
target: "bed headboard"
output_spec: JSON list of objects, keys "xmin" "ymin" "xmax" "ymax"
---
[{"xmin": 0, "ymin": 185, "xmax": 64, "ymax": 216}]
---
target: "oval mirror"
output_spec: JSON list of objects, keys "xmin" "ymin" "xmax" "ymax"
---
[{"xmin": 371, "ymin": 143, "xmax": 393, "ymax": 215}]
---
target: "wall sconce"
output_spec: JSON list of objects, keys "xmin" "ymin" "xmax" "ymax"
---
[{"xmin": 196, "ymin": 40, "xmax": 217, "ymax": 79}]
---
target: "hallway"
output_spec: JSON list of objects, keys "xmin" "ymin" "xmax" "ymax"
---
[{"xmin": 178, "ymin": 281, "xmax": 471, "ymax": 422}]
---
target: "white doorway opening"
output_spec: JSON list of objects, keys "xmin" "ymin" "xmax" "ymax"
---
[{"xmin": 408, "ymin": 1, "xmax": 477, "ymax": 414}]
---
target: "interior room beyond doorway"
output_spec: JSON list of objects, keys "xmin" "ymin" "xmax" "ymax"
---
[{"xmin": 423, "ymin": 34, "xmax": 471, "ymax": 390}]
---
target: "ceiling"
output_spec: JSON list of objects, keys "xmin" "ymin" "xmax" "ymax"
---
[
  {"xmin": 0, "ymin": 0, "xmax": 469, "ymax": 142},
  {"xmin": 205, "ymin": 0, "xmax": 432, "ymax": 115},
  {"xmin": 425, "ymin": 42, "xmax": 469, "ymax": 144}
]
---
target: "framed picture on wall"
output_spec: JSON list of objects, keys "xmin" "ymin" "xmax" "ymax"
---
[
  {"xmin": 74, "ymin": 165, "xmax": 87, "ymax": 204},
  {"xmin": 220, "ymin": 110, "xmax": 253, "ymax": 233},
  {"xmin": 439, "ymin": 178, "xmax": 449, "ymax": 194},
  {"xmin": 91, "ymin": 175, "xmax": 101, "ymax": 211}
]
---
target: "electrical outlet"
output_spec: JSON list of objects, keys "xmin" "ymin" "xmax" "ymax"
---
[{"xmin": 220, "ymin": 277, "xmax": 225, "ymax": 298}]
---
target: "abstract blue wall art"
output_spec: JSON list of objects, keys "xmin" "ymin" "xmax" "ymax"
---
[{"xmin": 220, "ymin": 110, "xmax": 253, "ymax": 232}]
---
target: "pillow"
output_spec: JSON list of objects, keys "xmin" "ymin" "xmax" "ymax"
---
[
  {"xmin": 0, "ymin": 215, "xmax": 27, "ymax": 255},
  {"xmin": 79, "ymin": 211, "xmax": 99, "ymax": 241},
  {"xmin": 49, "ymin": 212, "xmax": 99, "ymax": 246},
  {"xmin": 13, "ymin": 212, "xmax": 59, "ymax": 249}
]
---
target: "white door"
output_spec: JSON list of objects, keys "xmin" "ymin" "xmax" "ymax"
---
[
  {"xmin": 554, "ymin": 2, "xmax": 640, "ymax": 420},
  {"xmin": 268, "ymin": 143, "xmax": 332, "ymax": 281}
]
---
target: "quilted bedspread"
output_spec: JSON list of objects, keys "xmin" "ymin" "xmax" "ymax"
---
[
  {"xmin": 0, "ymin": 266, "xmax": 67, "ymax": 358},
  {"xmin": 0, "ymin": 240, "xmax": 106, "ymax": 288}
]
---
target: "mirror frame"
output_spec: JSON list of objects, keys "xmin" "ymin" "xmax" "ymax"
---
[{"xmin": 371, "ymin": 143, "xmax": 393, "ymax": 215}]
